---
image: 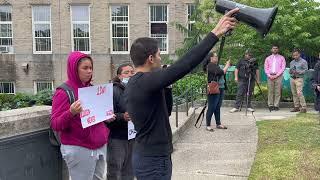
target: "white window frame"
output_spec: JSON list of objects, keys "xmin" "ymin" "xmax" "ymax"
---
[
  {"xmin": 0, "ymin": 5, "xmax": 13, "ymax": 54},
  {"xmin": 33, "ymin": 81, "xmax": 54, "ymax": 94},
  {"xmin": 70, "ymin": 5, "xmax": 91, "ymax": 54},
  {"xmin": 149, "ymin": 4, "xmax": 169, "ymax": 54},
  {"xmin": 110, "ymin": 5, "xmax": 130, "ymax": 54},
  {"xmin": 32, "ymin": 5, "xmax": 52, "ymax": 54},
  {"xmin": 0, "ymin": 81, "xmax": 15, "ymax": 94},
  {"xmin": 187, "ymin": 4, "xmax": 196, "ymax": 37}
]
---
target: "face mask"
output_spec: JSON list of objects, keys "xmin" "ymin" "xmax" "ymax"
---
[{"xmin": 122, "ymin": 77, "xmax": 130, "ymax": 84}]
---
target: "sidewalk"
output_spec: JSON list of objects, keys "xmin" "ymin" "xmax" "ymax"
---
[{"xmin": 171, "ymin": 107, "xmax": 303, "ymax": 180}]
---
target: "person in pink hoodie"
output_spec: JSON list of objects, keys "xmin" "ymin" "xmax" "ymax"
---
[{"xmin": 51, "ymin": 51, "xmax": 115, "ymax": 180}]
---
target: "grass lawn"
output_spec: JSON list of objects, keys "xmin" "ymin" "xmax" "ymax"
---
[{"xmin": 249, "ymin": 113, "xmax": 320, "ymax": 180}]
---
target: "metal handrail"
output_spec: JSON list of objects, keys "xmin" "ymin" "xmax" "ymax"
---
[{"xmin": 172, "ymin": 86, "xmax": 196, "ymax": 128}]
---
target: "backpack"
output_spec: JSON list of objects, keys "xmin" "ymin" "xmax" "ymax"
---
[{"xmin": 49, "ymin": 83, "xmax": 75, "ymax": 146}]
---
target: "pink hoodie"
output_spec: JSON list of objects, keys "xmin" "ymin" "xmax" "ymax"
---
[{"xmin": 51, "ymin": 51, "xmax": 109, "ymax": 149}]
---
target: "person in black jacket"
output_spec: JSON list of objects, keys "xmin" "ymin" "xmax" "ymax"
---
[
  {"xmin": 125, "ymin": 8, "xmax": 239, "ymax": 180},
  {"xmin": 311, "ymin": 55, "xmax": 320, "ymax": 112},
  {"xmin": 107, "ymin": 63, "xmax": 135, "ymax": 180},
  {"xmin": 204, "ymin": 52, "xmax": 230, "ymax": 132}
]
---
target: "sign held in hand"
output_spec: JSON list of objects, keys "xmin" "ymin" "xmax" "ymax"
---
[{"xmin": 78, "ymin": 83, "xmax": 113, "ymax": 128}]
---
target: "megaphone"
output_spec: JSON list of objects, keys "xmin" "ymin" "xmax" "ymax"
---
[{"xmin": 215, "ymin": 0, "xmax": 278, "ymax": 37}]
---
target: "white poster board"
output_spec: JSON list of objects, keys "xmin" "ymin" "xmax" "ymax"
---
[
  {"xmin": 78, "ymin": 83, "xmax": 113, "ymax": 128},
  {"xmin": 128, "ymin": 121, "xmax": 136, "ymax": 140}
]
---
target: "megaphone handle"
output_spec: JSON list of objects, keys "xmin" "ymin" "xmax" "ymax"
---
[
  {"xmin": 223, "ymin": 10, "xmax": 236, "ymax": 36},
  {"xmin": 225, "ymin": 30, "xmax": 233, "ymax": 36}
]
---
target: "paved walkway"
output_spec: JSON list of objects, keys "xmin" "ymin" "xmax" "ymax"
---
[{"xmin": 171, "ymin": 107, "xmax": 307, "ymax": 180}]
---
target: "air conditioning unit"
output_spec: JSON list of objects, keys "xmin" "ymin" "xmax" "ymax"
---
[{"xmin": 0, "ymin": 46, "xmax": 9, "ymax": 53}]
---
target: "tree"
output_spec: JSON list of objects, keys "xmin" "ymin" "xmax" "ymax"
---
[{"xmin": 175, "ymin": 0, "xmax": 320, "ymax": 65}]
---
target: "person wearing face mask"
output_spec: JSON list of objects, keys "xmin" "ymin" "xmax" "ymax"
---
[{"xmin": 107, "ymin": 63, "xmax": 135, "ymax": 180}]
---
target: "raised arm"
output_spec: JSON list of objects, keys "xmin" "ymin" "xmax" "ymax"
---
[{"xmin": 142, "ymin": 8, "xmax": 239, "ymax": 92}]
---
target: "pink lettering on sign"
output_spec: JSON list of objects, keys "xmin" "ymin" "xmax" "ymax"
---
[
  {"xmin": 106, "ymin": 110, "xmax": 113, "ymax": 116},
  {"xmin": 97, "ymin": 86, "xmax": 106, "ymax": 96},
  {"xmin": 80, "ymin": 109, "xmax": 91, "ymax": 118},
  {"xmin": 87, "ymin": 116, "xmax": 96, "ymax": 124}
]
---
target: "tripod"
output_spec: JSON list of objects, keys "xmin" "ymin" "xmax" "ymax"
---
[{"xmin": 241, "ymin": 72, "xmax": 271, "ymax": 116}]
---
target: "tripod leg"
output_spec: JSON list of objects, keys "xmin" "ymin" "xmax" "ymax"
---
[{"xmin": 245, "ymin": 75, "xmax": 251, "ymax": 116}]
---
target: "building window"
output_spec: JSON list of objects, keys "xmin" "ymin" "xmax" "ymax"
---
[
  {"xmin": 34, "ymin": 81, "xmax": 53, "ymax": 94},
  {"xmin": 111, "ymin": 5, "xmax": 129, "ymax": 53},
  {"xmin": 187, "ymin": 4, "xmax": 196, "ymax": 37},
  {"xmin": 0, "ymin": 5, "xmax": 13, "ymax": 53},
  {"xmin": 0, "ymin": 82, "xmax": 15, "ymax": 94},
  {"xmin": 149, "ymin": 5, "xmax": 168, "ymax": 53},
  {"xmin": 32, "ymin": 6, "xmax": 52, "ymax": 54},
  {"xmin": 71, "ymin": 5, "xmax": 90, "ymax": 53}
]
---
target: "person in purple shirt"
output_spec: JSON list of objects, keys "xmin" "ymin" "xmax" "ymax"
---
[{"xmin": 264, "ymin": 44, "xmax": 286, "ymax": 111}]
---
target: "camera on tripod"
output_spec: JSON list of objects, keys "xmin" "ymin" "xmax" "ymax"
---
[
  {"xmin": 243, "ymin": 58, "xmax": 257, "ymax": 74},
  {"xmin": 248, "ymin": 58, "xmax": 257, "ymax": 68}
]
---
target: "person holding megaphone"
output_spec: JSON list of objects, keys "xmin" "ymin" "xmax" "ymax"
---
[{"xmin": 125, "ymin": 8, "xmax": 240, "ymax": 180}]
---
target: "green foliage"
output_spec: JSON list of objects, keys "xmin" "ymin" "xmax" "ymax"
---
[
  {"xmin": 161, "ymin": 55, "xmax": 174, "ymax": 65},
  {"xmin": 13, "ymin": 93, "xmax": 35, "ymax": 108},
  {"xmin": 172, "ymin": 72, "xmax": 206, "ymax": 99},
  {"xmin": 254, "ymin": 83, "xmax": 268, "ymax": 101},
  {"xmin": 281, "ymin": 87, "xmax": 293, "ymax": 102},
  {"xmin": 0, "ymin": 90, "xmax": 53, "ymax": 111},
  {"xmin": 175, "ymin": 0, "xmax": 320, "ymax": 66},
  {"xmin": 0, "ymin": 94, "xmax": 15, "ymax": 111},
  {"xmin": 226, "ymin": 0, "xmax": 320, "ymax": 63},
  {"xmin": 34, "ymin": 90, "xmax": 54, "ymax": 106}
]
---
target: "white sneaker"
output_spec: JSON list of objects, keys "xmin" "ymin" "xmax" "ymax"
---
[
  {"xmin": 206, "ymin": 126, "xmax": 214, "ymax": 132},
  {"xmin": 247, "ymin": 108, "xmax": 255, "ymax": 112},
  {"xmin": 229, "ymin": 108, "xmax": 239, "ymax": 113}
]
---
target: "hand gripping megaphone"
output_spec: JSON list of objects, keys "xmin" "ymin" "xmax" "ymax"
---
[{"xmin": 215, "ymin": 0, "xmax": 278, "ymax": 37}]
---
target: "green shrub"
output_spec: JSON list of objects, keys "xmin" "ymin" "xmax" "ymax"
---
[
  {"xmin": 13, "ymin": 93, "xmax": 35, "ymax": 109},
  {"xmin": 0, "ymin": 94, "xmax": 15, "ymax": 110},
  {"xmin": 0, "ymin": 90, "xmax": 53, "ymax": 111},
  {"xmin": 281, "ymin": 87, "xmax": 293, "ymax": 102},
  {"xmin": 34, "ymin": 89, "xmax": 53, "ymax": 106},
  {"xmin": 173, "ymin": 72, "xmax": 206, "ymax": 97},
  {"xmin": 254, "ymin": 83, "xmax": 268, "ymax": 101}
]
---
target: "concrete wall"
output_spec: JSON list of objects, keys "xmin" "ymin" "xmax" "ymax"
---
[
  {"xmin": 0, "ymin": 106, "xmax": 68, "ymax": 180},
  {"xmin": 0, "ymin": 106, "xmax": 51, "ymax": 139}
]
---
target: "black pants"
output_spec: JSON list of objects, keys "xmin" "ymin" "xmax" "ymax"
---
[
  {"xmin": 107, "ymin": 138, "xmax": 134, "ymax": 180},
  {"xmin": 234, "ymin": 79, "xmax": 255, "ymax": 109},
  {"xmin": 133, "ymin": 153, "xmax": 172, "ymax": 180}
]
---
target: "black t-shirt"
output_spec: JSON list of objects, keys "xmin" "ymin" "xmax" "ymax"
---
[
  {"xmin": 125, "ymin": 33, "xmax": 219, "ymax": 156},
  {"xmin": 236, "ymin": 59, "xmax": 258, "ymax": 80}
]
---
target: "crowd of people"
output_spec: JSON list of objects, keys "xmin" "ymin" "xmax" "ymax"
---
[
  {"xmin": 50, "ymin": 8, "xmax": 239, "ymax": 180},
  {"xmin": 226, "ymin": 46, "xmax": 309, "ymax": 113},
  {"xmin": 49, "ymin": 5, "xmax": 319, "ymax": 179},
  {"xmin": 202, "ymin": 44, "xmax": 320, "ymax": 133}
]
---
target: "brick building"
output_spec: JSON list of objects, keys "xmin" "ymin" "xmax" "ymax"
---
[{"xmin": 0, "ymin": 0, "xmax": 196, "ymax": 94}]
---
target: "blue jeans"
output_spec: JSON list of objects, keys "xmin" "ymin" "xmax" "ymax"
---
[
  {"xmin": 132, "ymin": 152, "xmax": 172, "ymax": 180},
  {"xmin": 206, "ymin": 89, "xmax": 224, "ymax": 126}
]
